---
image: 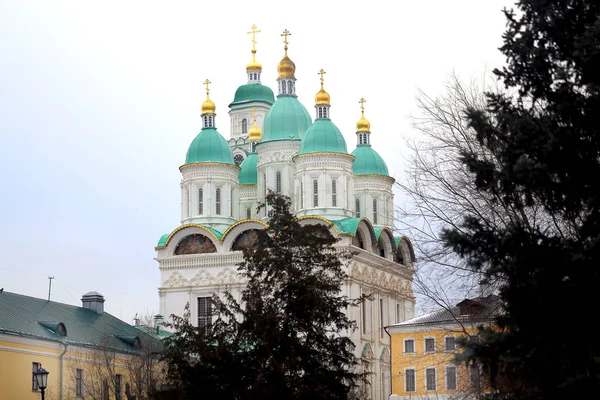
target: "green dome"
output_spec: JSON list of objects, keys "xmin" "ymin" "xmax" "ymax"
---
[
  {"xmin": 228, "ymin": 83, "xmax": 275, "ymax": 107},
  {"xmin": 238, "ymin": 152, "xmax": 258, "ymax": 184},
  {"xmin": 298, "ymin": 119, "xmax": 348, "ymax": 155},
  {"xmin": 351, "ymin": 145, "xmax": 389, "ymax": 176},
  {"xmin": 185, "ymin": 128, "xmax": 235, "ymax": 165},
  {"xmin": 261, "ymin": 96, "xmax": 312, "ymax": 142}
]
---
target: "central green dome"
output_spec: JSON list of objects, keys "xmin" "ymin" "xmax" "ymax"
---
[
  {"xmin": 261, "ymin": 96, "xmax": 312, "ymax": 142},
  {"xmin": 298, "ymin": 119, "xmax": 348, "ymax": 155},
  {"xmin": 229, "ymin": 83, "xmax": 275, "ymax": 107},
  {"xmin": 185, "ymin": 128, "xmax": 235, "ymax": 165},
  {"xmin": 351, "ymin": 145, "xmax": 389, "ymax": 176},
  {"xmin": 238, "ymin": 153, "xmax": 258, "ymax": 184}
]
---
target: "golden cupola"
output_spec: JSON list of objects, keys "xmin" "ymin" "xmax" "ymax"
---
[
  {"xmin": 201, "ymin": 79, "xmax": 216, "ymax": 115},
  {"xmin": 248, "ymin": 108, "xmax": 262, "ymax": 141},
  {"xmin": 356, "ymin": 97, "xmax": 371, "ymax": 132},
  {"xmin": 246, "ymin": 24, "xmax": 262, "ymax": 72},
  {"xmin": 315, "ymin": 69, "xmax": 330, "ymax": 105},
  {"xmin": 277, "ymin": 29, "xmax": 296, "ymax": 80}
]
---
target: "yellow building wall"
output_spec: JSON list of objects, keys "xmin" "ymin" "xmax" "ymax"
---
[{"xmin": 390, "ymin": 326, "xmax": 481, "ymax": 398}]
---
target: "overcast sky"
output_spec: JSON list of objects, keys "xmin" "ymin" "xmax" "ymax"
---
[{"xmin": 0, "ymin": 0, "xmax": 510, "ymax": 322}]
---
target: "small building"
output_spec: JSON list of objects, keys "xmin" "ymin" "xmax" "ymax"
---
[
  {"xmin": 0, "ymin": 290, "xmax": 163, "ymax": 400},
  {"xmin": 386, "ymin": 294, "xmax": 501, "ymax": 399}
]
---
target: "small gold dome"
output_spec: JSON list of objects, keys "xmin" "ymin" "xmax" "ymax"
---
[
  {"xmin": 246, "ymin": 49, "xmax": 262, "ymax": 71},
  {"xmin": 315, "ymin": 88, "xmax": 330, "ymax": 105},
  {"xmin": 278, "ymin": 53, "xmax": 296, "ymax": 79},
  {"xmin": 356, "ymin": 97, "xmax": 370, "ymax": 131},
  {"xmin": 201, "ymin": 97, "xmax": 216, "ymax": 115},
  {"xmin": 248, "ymin": 108, "xmax": 262, "ymax": 141}
]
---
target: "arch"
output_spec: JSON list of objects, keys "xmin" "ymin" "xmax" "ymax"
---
[
  {"xmin": 174, "ymin": 233, "xmax": 217, "ymax": 255},
  {"xmin": 395, "ymin": 236, "xmax": 416, "ymax": 267},
  {"xmin": 353, "ymin": 218, "xmax": 376, "ymax": 252},
  {"xmin": 221, "ymin": 220, "xmax": 268, "ymax": 250},
  {"xmin": 361, "ymin": 342, "xmax": 374, "ymax": 359},
  {"xmin": 375, "ymin": 227, "xmax": 395, "ymax": 260},
  {"xmin": 160, "ymin": 224, "xmax": 223, "ymax": 254},
  {"xmin": 231, "ymin": 229, "xmax": 263, "ymax": 252},
  {"xmin": 296, "ymin": 216, "xmax": 341, "ymax": 239}
]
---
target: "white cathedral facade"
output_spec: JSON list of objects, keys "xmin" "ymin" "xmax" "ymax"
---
[{"xmin": 155, "ymin": 27, "xmax": 416, "ymax": 400}]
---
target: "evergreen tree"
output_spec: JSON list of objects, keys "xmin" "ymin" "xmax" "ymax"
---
[
  {"xmin": 157, "ymin": 192, "xmax": 367, "ymax": 400},
  {"xmin": 443, "ymin": 0, "xmax": 600, "ymax": 398}
]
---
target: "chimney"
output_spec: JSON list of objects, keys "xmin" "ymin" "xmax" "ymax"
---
[
  {"xmin": 81, "ymin": 291, "xmax": 105, "ymax": 314},
  {"xmin": 153, "ymin": 314, "xmax": 164, "ymax": 328}
]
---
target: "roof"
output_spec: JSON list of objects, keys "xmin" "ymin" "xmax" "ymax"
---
[
  {"xmin": 229, "ymin": 83, "xmax": 275, "ymax": 107},
  {"xmin": 389, "ymin": 294, "xmax": 502, "ymax": 328},
  {"xmin": 238, "ymin": 152, "xmax": 258, "ymax": 185},
  {"xmin": 298, "ymin": 119, "xmax": 348, "ymax": 155},
  {"xmin": 351, "ymin": 145, "xmax": 389, "ymax": 176},
  {"xmin": 185, "ymin": 127, "xmax": 235, "ymax": 165},
  {"xmin": 261, "ymin": 96, "xmax": 312, "ymax": 142},
  {"xmin": 0, "ymin": 291, "xmax": 161, "ymax": 352}
]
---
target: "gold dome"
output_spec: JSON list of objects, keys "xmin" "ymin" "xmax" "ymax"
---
[
  {"xmin": 356, "ymin": 97, "xmax": 370, "ymax": 131},
  {"xmin": 315, "ymin": 68, "xmax": 330, "ymax": 105},
  {"xmin": 201, "ymin": 79, "xmax": 216, "ymax": 115},
  {"xmin": 278, "ymin": 29, "xmax": 295, "ymax": 79},
  {"xmin": 248, "ymin": 108, "xmax": 262, "ymax": 141}
]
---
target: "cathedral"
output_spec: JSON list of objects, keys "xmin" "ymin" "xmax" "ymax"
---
[{"xmin": 154, "ymin": 26, "xmax": 416, "ymax": 400}]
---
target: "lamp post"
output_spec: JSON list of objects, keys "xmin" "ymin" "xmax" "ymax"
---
[{"xmin": 34, "ymin": 367, "xmax": 49, "ymax": 400}]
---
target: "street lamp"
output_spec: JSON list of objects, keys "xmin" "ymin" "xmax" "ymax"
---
[{"xmin": 34, "ymin": 367, "xmax": 49, "ymax": 400}]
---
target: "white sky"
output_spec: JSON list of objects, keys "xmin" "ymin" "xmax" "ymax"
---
[{"xmin": 0, "ymin": 0, "xmax": 510, "ymax": 322}]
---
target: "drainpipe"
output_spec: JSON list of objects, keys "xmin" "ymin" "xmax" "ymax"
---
[
  {"xmin": 59, "ymin": 342, "xmax": 68, "ymax": 400},
  {"xmin": 384, "ymin": 326, "xmax": 392, "ymax": 398}
]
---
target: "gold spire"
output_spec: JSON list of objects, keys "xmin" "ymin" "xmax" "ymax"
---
[
  {"xmin": 248, "ymin": 108, "xmax": 262, "ymax": 141},
  {"xmin": 201, "ymin": 79, "xmax": 216, "ymax": 115},
  {"xmin": 277, "ymin": 29, "xmax": 296, "ymax": 79},
  {"xmin": 315, "ymin": 68, "xmax": 330, "ymax": 105},
  {"xmin": 246, "ymin": 24, "xmax": 262, "ymax": 72},
  {"xmin": 356, "ymin": 97, "xmax": 370, "ymax": 131}
]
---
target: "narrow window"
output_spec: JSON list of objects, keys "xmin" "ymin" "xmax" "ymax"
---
[
  {"xmin": 276, "ymin": 171, "xmax": 282, "ymax": 193},
  {"xmin": 103, "ymin": 379, "xmax": 109, "ymax": 400},
  {"xmin": 355, "ymin": 198, "xmax": 360, "ymax": 218},
  {"xmin": 426, "ymin": 368, "xmax": 437, "ymax": 391},
  {"xmin": 445, "ymin": 336, "xmax": 456, "ymax": 351},
  {"xmin": 115, "ymin": 374, "xmax": 122, "ymax": 400},
  {"xmin": 76, "ymin": 369, "xmax": 84, "ymax": 397},
  {"xmin": 470, "ymin": 364, "xmax": 481, "ymax": 392},
  {"xmin": 323, "ymin": 107, "xmax": 328, "ymax": 118},
  {"xmin": 405, "ymin": 369, "xmax": 416, "ymax": 392},
  {"xmin": 263, "ymin": 173, "xmax": 267, "ymax": 197},
  {"xmin": 242, "ymin": 118, "xmax": 248, "ymax": 134},
  {"xmin": 32, "ymin": 362, "xmax": 41, "ymax": 391},
  {"xmin": 313, "ymin": 179, "xmax": 318, "ymax": 207},
  {"xmin": 246, "ymin": 207, "xmax": 251, "ymax": 219},
  {"xmin": 446, "ymin": 366, "xmax": 457, "ymax": 390},
  {"xmin": 332, "ymin": 179, "xmax": 337, "ymax": 207},
  {"xmin": 425, "ymin": 337, "xmax": 436, "ymax": 352},
  {"xmin": 300, "ymin": 181, "xmax": 304, "ymax": 209},
  {"xmin": 281, "ymin": 81, "xmax": 287, "ymax": 94},
  {"xmin": 396, "ymin": 303, "xmax": 401, "ymax": 323},
  {"xmin": 185, "ymin": 188, "xmax": 190, "ymax": 217},
  {"xmin": 380, "ymin": 298, "xmax": 384, "ymax": 338},
  {"xmin": 197, "ymin": 296, "xmax": 212, "ymax": 334},
  {"xmin": 215, "ymin": 188, "xmax": 221, "ymax": 215},
  {"xmin": 373, "ymin": 198, "xmax": 378, "ymax": 224},
  {"xmin": 288, "ymin": 81, "xmax": 293, "ymax": 93},
  {"xmin": 318, "ymin": 107, "xmax": 323, "ymax": 119},
  {"xmin": 361, "ymin": 297, "xmax": 367, "ymax": 334},
  {"xmin": 404, "ymin": 339, "xmax": 415, "ymax": 353},
  {"xmin": 198, "ymin": 188, "xmax": 203, "ymax": 215},
  {"xmin": 230, "ymin": 188, "xmax": 233, "ymax": 216}
]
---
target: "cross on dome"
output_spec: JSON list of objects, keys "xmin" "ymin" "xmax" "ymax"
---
[
  {"xmin": 247, "ymin": 24, "xmax": 261, "ymax": 48},
  {"xmin": 204, "ymin": 79, "xmax": 212, "ymax": 96},
  {"xmin": 281, "ymin": 29, "xmax": 291, "ymax": 50},
  {"xmin": 359, "ymin": 97, "xmax": 366, "ymax": 113}
]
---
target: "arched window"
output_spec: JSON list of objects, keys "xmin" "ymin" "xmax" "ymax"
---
[
  {"xmin": 216, "ymin": 188, "xmax": 221, "ymax": 215},
  {"xmin": 246, "ymin": 207, "xmax": 251, "ymax": 219},
  {"xmin": 242, "ymin": 118, "xmax": 248, "ymax": 134},
  {"xmin": 318, "ymin": 107, "xmax": 323, "ymax": 119},
  {"xmin": 281, "ymin": 81, "xmax": 287, "ymax": 94},
  {"xmin": 288, "ymin": 81, "xmax": 293, "ymax": 94},
  {"xmin": 355, "ymin": 198, "xmax": 360, "ymax": 218},
  {"xmin": 313, "ymin": 179, "xmax": 319, "ymax": 207},
  {"xmin": 198, "ymin": 188, "xmax": 203, "ymax": 214},
  {"xmin": 276, "ymin": 171, "xmax": 282, "ymax": 193},
  {"xmin": 373, "ymin": 198, "xmax": 378, "ymax": 224},
  {"xmin": 332, "ymin": 179, "xmax": 337, "ymax": 207},
  {"xmin": 323, "ymin": 107, "xmax": 328, "ymax": 119}
]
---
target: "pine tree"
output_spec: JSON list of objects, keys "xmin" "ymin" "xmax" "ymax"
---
[
  {"xmin": 157, "ymin": 192, "xmax": 367, "ymax": 400},
  {"xmin": 443, "ymin": 1, "xmax": 600, "ymax": 398}
]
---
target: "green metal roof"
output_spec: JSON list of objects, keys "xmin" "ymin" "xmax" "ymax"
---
[
  {"xmin": 157, "ymin": 233, "xmax": 169, "ymax": 247},
  {"xmin": 203, "ymin": 226, "xmax": 224, "ymax": 241},
  {"xmin": 394, "ymin": 236, "xmax": 401, "ymax": 247},
  {"xmin": 239, "ymin": 153, "xmax": 258, "ymax": 185},
  {"xmin": 373, "ymin": 226, "xmax": 383, "ymax": 241},
  {"xmin": 0, "ymin": 291, "xmax": 162, "ymax": 352},
  {"xmin": 332, "ymin": 218, "xmax": 361, "ymax": 235},
  {"xmin": 261, "ymin": 96, "xmax": 312, "ymax": 142},
  {"xmin": 351, "ymin": 145, "xmax": 389, "ymax": 176},
  {"xmin": 228, "ymin": 83, "xmax": 275, "ymax": 107},
  {"xmin": 185, "ymin": 128, "xmax": 235, "ymax": 165},
  {"xmin": 298, "ymin": 119, "xmax": 348, "ymax": 155}
]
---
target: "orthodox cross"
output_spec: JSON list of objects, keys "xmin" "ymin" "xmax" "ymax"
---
[
  {"xmin": 359, "ymin": 97, "xmax": 366, "ymax": 113},
  {"xmin": 247, "ymin": 24, "xmax": 261, "ymax": 48},
  {"xmin": 281, "ymin": 29, "xmax": 291, "ymax": 48},
  {"xmin": 252, "ymin": 107, "xmax": 257, "ymax": 123},
  {"xmin": 204, "ymin": 79, "xmax": 211, "ymax": 96},
  {"xmin": 318, "ymin": 69, "xmax": 326, "ymax": 86}
]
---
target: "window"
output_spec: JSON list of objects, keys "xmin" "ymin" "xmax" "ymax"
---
[
  {"xmin": 263, "ymin": 173, "xmax": 267, "ymax": 197},
  {"xmin": 446, "ymin": 366, "xmax": 457, "ymax": 390},
  {"xmin": 405, "ymin": 368, "xmax": 416, "ymax": 392},
  {"xmin": 76, "ymin": 369, "xmax": 84, "ymax": 397},
  {"xmin": 288, "ymin": 81, "xmax": 293, "ymax": 93},
  {"xmin": 103, "ymin": 379, "xmax": 109, "ymax": 400},
  {"xmin": 355, "ymin": 198, "xmax": 360, "ymax": 218},
  {"xmin": 246, "ymin": 207, "xmax": 251, "ymax": 219},
  {"xmin": 470, "ymin": 364, "xmax": 481, "ymax": 392},
  {"xmin": 426, "ymin": 367, "xmax": 436, "ymax": 391},
  {"xmin": 115, "ymin": 374, "xmax": 122, "ymax": 400},
  {"xmin": 32, "ymin": 362, "xmax": 41, "ymax": 391},
  {"xmin": 242, "ymin": 118, "xmax": 248, "ymax": 134},
  {"xmin": 198, "ymin": 188, "xmax": 203, "ymax": 214},
  {"xmin": 276, "ymin": 171, "xmax": 282, "ymax": 193},
  {"xmin": 396, "ymin": 303, "xmax": 401, "ymax": 323},
  {"xmin": 300, "ymin": 181, "xmax": 304, "ymax": 209},
  {"xmin": 215, "ymin": 188, "xmax": 221, "ymax": 215},
  {"xmin": 313, "ymin": 180, "xmax": 318, "ymax": 207},
  {"xmin": 404, "ymin": 339, "xmax": 415, "ymax": 353},
  {"xmin": 425, "ymin": 337, "xmax": 436, "ymax": 352},
  {"xmin": 323, "ymin": 107, "xmax": 328, "ymax": 118},
  {"xmin": 318, "ymin": 107, "xmax": 323, "ymax": 119},
  {"xmin": 332, "ymin": 179, "xmax": 337, "ymax": 206},
  {"xmin": 198, "ymin": 296, "xmax": 212, "ymax": 333},
  {"xmin": 373, "ymin": 198, "xmax": 378, "ymax": 224},
  {"xmin": 281, "ymin": 81, "xmax": 287, "ymax": 94},
  {"xmin": 445, "ymin": 336, "xmax": 456, "ymax": 351},
  {"xmin": 185, "ymin": 189, "xmax": 190, "ymax": 217},
  {"xmin": 361, "ymin": 293, "xmax": 369, "ymax": 335},
  {"xmin": 379, "ymin": 298, "xmax": 384, "ymax": 338}
]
